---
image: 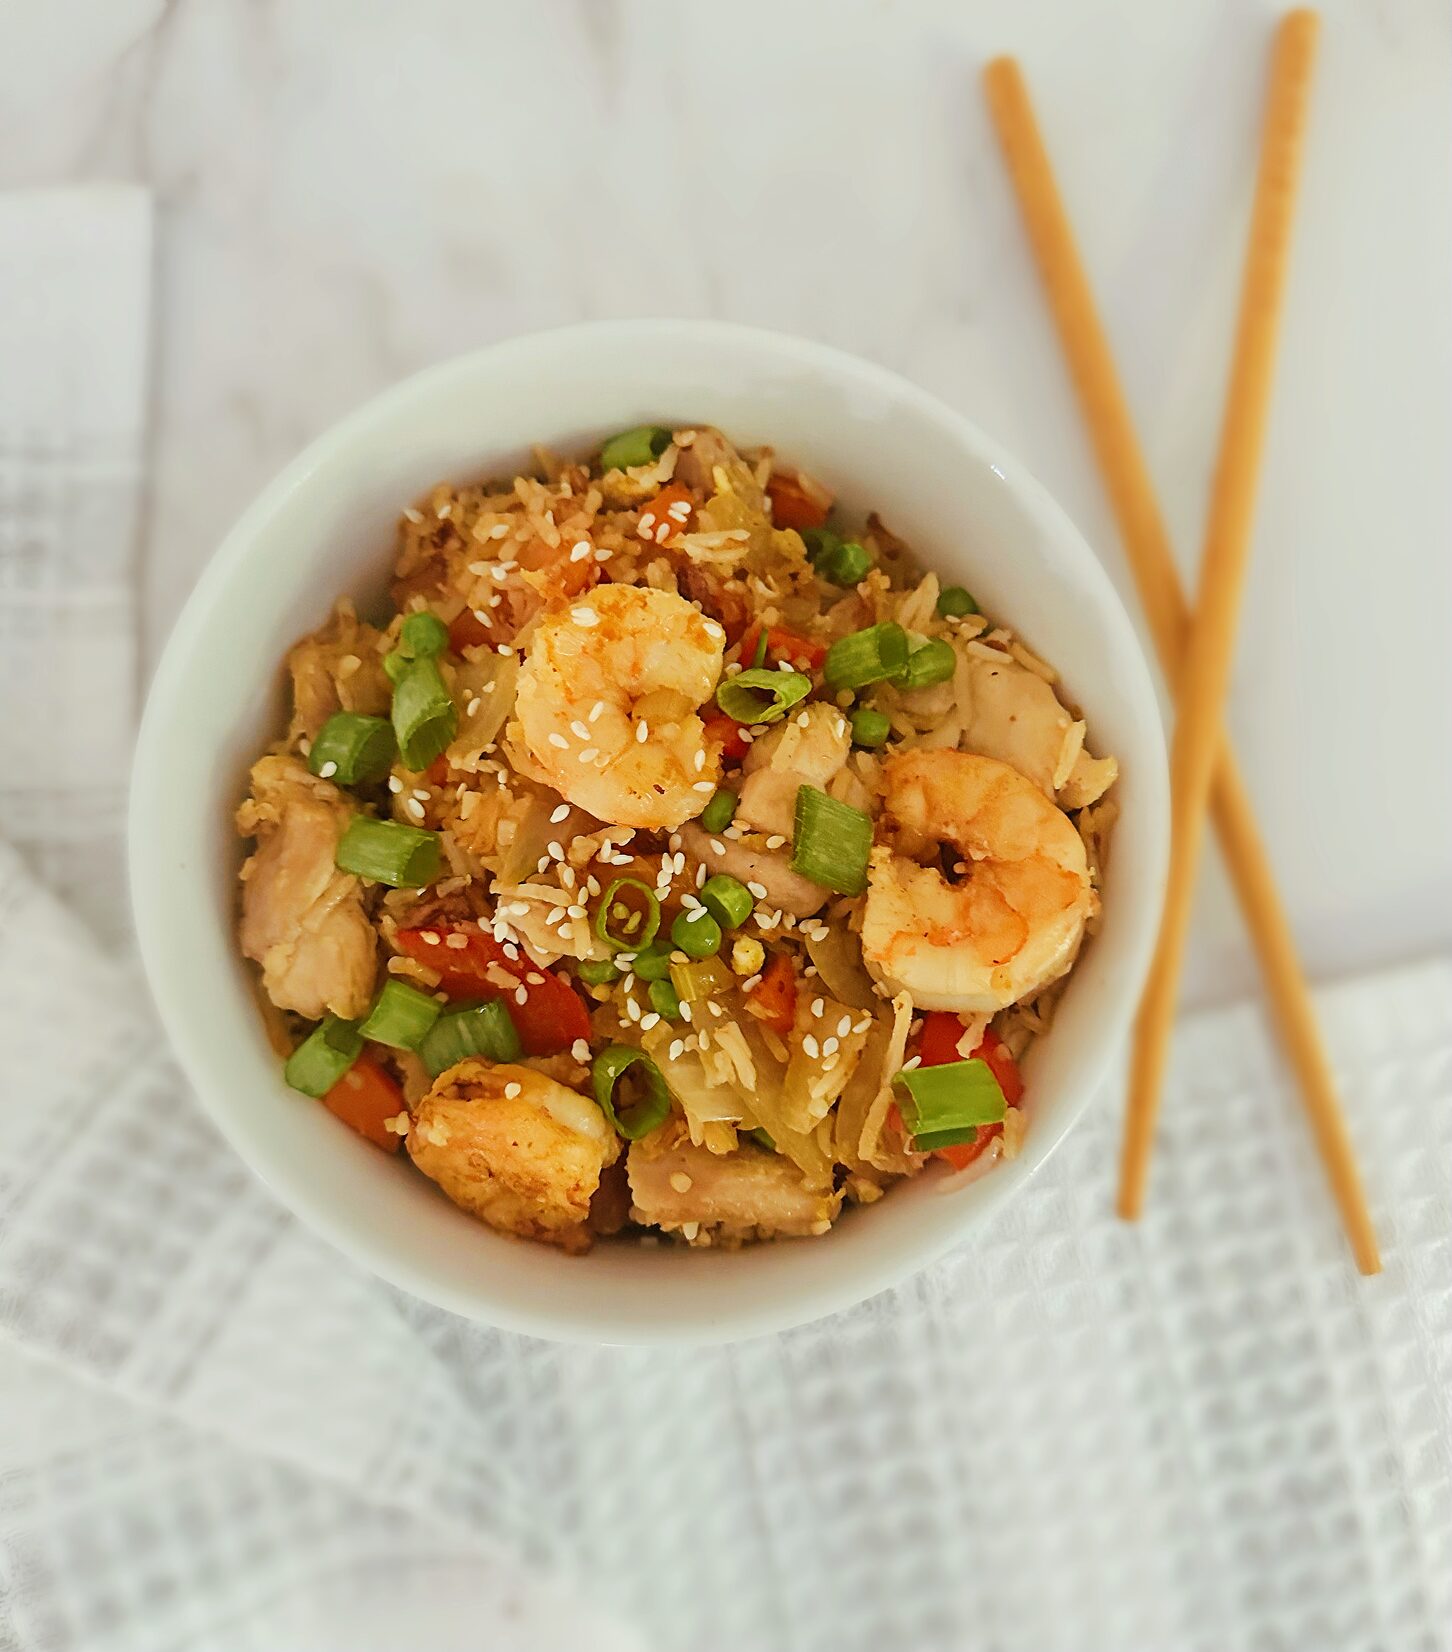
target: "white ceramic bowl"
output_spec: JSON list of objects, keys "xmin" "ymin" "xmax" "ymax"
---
[{"xmin": 130, "ymin": 320, "xmax": 1167, "ymax": 1345}]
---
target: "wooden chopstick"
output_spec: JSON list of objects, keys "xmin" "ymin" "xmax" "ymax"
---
[{"xmin": 983, "ymin": 15, "xmax": 1379, "ymax": 1273}]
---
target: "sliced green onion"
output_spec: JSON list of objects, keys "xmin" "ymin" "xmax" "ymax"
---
[
  {"xmin": 791, "ymin": 785, "xmax": 872, "ymax": 896},
  {"xmin": 894, "ymin": 1058, "xmax": 1007, "ymax": 1147},
  {"xmin": 335, "ymin": 816, "xmax": 441, "ymax": 887},
  {"xmin": 592, "ymin": 1044, "xmax": 671, "ymax": 1139},
  {"xmin": 647, "ymin": 979, "xmax": 682, "ymax": 1022},
  {"xmin": 595, "ymin": 877, "xmax": 661, "ymax": 952},
  {"xmin": 823, "ymin": 622, "xmax": 909, "ymax": 693},
  {"xmin": 671, "ymin": 906, "xmax": 723, "ymax": 959},
  {"xmin": 936, "ymin": 585, "xmax": 980, "ymax": 619},
  {"xmin": 700, "ymin": 873, "xmax": 753, "ymax": 930},
  {"xmin": 308, "ymin": 713, "xmax": 395, "ymax": 786},
  {"xmin": 284, "ymin": 1016, "xmax": 363, "ymax": 1097},
  {"xmin": 383, "ymin": 648, "xmax": 411, "ymax": 685},
  {"xmin": 419, "ymin": 1000, "xmax": 522, "ymax": 1078},
  {"xmin": 819, "ymin": 538, "xmax": 872, "ymax": 586},
  {"xmin": 715, "ymin": 668, "xmax": 811, "ymax": 726},
  {"xmin": 391, "ymin": 656, "xmax": 458, "ymax": 771},
  {"xmin": 578, "ymin": 957, "xmax": 621, "ymax": 987},
  {"xmin": 699, "ymin": 787, "xmax": 737, "ymax": 834},
  {"xmin": 850, "ymin": 708, "xmax": 891, "ymax": 749},
  {"xmin": 631, "ymin": 943, "xmax": 673, "ymax": 983},
  {"xmin": 900, "ymin": 639, "xmax": 956, "ymax": 691},
  {"xmin": 400, "ymin": 610, "xmax": 450, "ymax": 659},
  {"xmin": 751, "ymin": 627, "xmax": 770, "ymax": 668},
  {"xmin": 669, "ymin": 956, "xmax": 734, "ymax": 1004},
  {"xmin": 746, "ymin": 1126, "xmax": 776, "ymax": 1152},
  {"xmin": 359, "ymin": 979, "xmax": 441, "ymax": 1050},
  {"xmin": 599, "ymin": 425, "xmax": 672, "ymax": 472}
]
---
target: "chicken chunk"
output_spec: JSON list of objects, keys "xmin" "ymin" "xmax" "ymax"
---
[
  {"xmin": 237, "ymin": 755, "xmax": 377, "ymax": 1019},
  {"xmin": 736, "ymin": 702, "xmax": 851, "ymax": 840},
  {"xmin": 407, "ymin": 1060, "xmax": 619, "ymax": 1253},
  {"xmin": 628, "ymin": 1126, "xmax": 841, "ymax": 1243},
  {"xmin": 677, "ymin": 822, "xmax": 828, "ymax": 919},
  {"xmin": 286, "ymin": 600, "xmax": 391, "ymax": 746}
]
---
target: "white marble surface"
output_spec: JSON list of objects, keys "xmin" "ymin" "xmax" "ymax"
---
[{"xmin": 2, "ymin": 0, "xmax": 1448, "ymax": 1005}]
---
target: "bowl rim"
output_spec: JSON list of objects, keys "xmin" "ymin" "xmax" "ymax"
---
[{"xmin": 129, "ymin": 318, "xmax": 1168, "ymax": 1345}]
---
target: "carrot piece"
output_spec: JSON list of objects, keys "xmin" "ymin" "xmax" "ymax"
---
[
  {"xmin": 749, "ymin": 953, "xmax": 798, "ymax": 1037},
  {"xmin": 766, "ymin": 470, "xmax": 833, "ymax": 532},
  {"xmin": 636, "ymin": 482, "xmax": 696, "ymax": 545},
  {"xmin": 322, "ymin": 1055, "xmax": 404, "ymax": 1153},
  {"xmin": 738, "ymin": 623, "xmax": 827, "ymax": 673}
]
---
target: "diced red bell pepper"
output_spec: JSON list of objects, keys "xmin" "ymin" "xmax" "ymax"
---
[
  {"xmin": 913, "ymin": 1015, "xmax": 1025, "ymax": 1168},
  {"xmin": 749, "ymin": 952, "xmax": 798, "ymax": 1037},
  {"xmin": 322, "ymin": 1054, "xmax": 404, "ymax": 1153},
  {"xmin": 766, "ymin": 471, "xmax": 832, "ymax": 532},
  {"xmin": 738, "ymin": 623, "xmax": 827, "ymax": 673},
  {"xmin": 703, "ymin": 707, "xmax": 749, "ymax": 763},
  {"xmin": 636, "ymin": 482, "xmax": 696, "ymax": 545},
  {"xmin": 394, "ymin": 925, "xmax": 590, "ymax": 1057}
]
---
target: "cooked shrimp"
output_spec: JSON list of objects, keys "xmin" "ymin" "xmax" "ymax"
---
[
  {"xmin": 861, "ymin": 750, "xmax": 1091, "ymax": 1013},
  {"xmin": 513, "ymin": 584, "xmax": 726, "ymax": 829},
  {"xmin": 407, "ymin": 1060, "xmax": 619, "ymax": 1253},
  {"xmin": 236, "ymin": 756, "xmax": 377, "ymax": 1019}
]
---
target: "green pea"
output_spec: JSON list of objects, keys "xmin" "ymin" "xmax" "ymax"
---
[{"xmin": 670, "ymin": 907, "xmax": 723, "ymax": 959}]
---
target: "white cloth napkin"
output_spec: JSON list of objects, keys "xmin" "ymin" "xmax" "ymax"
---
[{"xmin": 2, "ymin": 187, "xmax": 1449, "ymax": 1652}]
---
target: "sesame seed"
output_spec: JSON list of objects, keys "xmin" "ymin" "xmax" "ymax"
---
[
  {"xmin": 670, "ymin": 502, "xmax": 693, "ymax": 523},
  {"xmin": 571, "ymin": 720, "xmax": 590, "ymax": 739},
  {"xmin": 412, "ymin": 788, "xmax": 430, "ymax": 801},
  {"xmin": 822, "ymin": 1036, "xmax": 839, "ymax": 1056},
  {"xmin": 497, "ymin": 644, "xmax": 515, "ymax": 657},
  {"xmin": 765, "ymin": 835, "xmax": 787, "ymax": 850},
  {"xmin": 547, "ymin": 841, "xmax": 565, "ymax": 861},
  {"xmin": 695, "ymin": 865, "xmax": 706, "ymax": 888},
  {"xmin": 571, "ymin": 607, "xmax": 599, "ymax": 627},
  {"xmin": 571, "ymin": 1039, "xmax": 590, "ymax": 1062},
  {"xmin": 636, "ymin": 721, "xmax": 650, "ymax": 743},
  {"xmin": 811, "ymin": 997, "xmax": 825, "ymax": 1018},
  {"xmin": 746, "ymin": 881, "xmax": 768, "ymax": 899},
  {"xmin": 569, "ymin": 540, "xmax": 592, "ymax": 561},
  {"xmin": 669, "ymin": 1171, "xmax": 693, "ymax": 1193},
  {"xmin": 900, "ymin": 1055, "xmax": 922, "ymax": 1071},
  {"xmin": 837, "ymin": 1015, "xmax": 852, "ymax": 1037},
  {"xmin": 679, "ymin": 1001, "xmax": 693, "ymax": 1023},
  {"xmin": 655, "ymin": 522, "xmax": 670, "ymax": 543},
  {"xmin": 589, "ymin": 701, "xmax": 607, "ymax": 723},
  {"xmin": 490, "ymin": 564, "xmax": 509, "ymax": 582},
  {"xmin": 466, "ymin": 696, "xmax": 481, "ymax": 716},
  {"xmin": 504, "ymin": 1082, "xmax": 522, "ymax": 1099},
  {"xmin": 421, "ymin": 931, "xmax": 441, "ymax": 946},
  {"xmin": 406, "ymin": 799, "xmax": 426, "ymax": 820},
  {"xmin": 387, "ymin": 776, "xmax": 403, "ymax": 793},
  {"xmin": 514, "ymin": 986, "xmax": 528, "ymax": 1006},
  {"xmin": 803, "ymin": 1035, "xmax": 820, "ymax": 1059},
  {"xmin": 640, "ymin": 1012, "xmax": 661, "ymax": 1031},
  {"xmin": 692, "ymin": 780, "xmax": 714, "ymax": 793},
  {"xmin": 550, "ymin": 804, "xmax": 570, "ymax": 823},
  {"xmin": 594, "ymin": 546, "xmax": 611, "ymax": 561},
  {"xmin": 693, "ymin": 748, "xmax": 706, "ymax": 771},
  {"xmin": 709, "ymin": 838, "xmax": 725, "ymax": 855},
  {"xmin": 548, "ymin": 733, "xmax": 569, "ymax": 749},
  {"xmin": 316, "ymin": 760, "xmax": 338, "ymax": 778},
  {"xmin": 580, "ymin": 748, "xmax": 599, "ymax": 763}
]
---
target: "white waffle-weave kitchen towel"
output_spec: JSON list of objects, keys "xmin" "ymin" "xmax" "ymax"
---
[
  {"xmin": 1, "ymin": 186, "xmax": 1449, "ymax": 1652},
  {"xmin": 2, "ymin": 836, "xmax": 1449, "ymax": 1652}
]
